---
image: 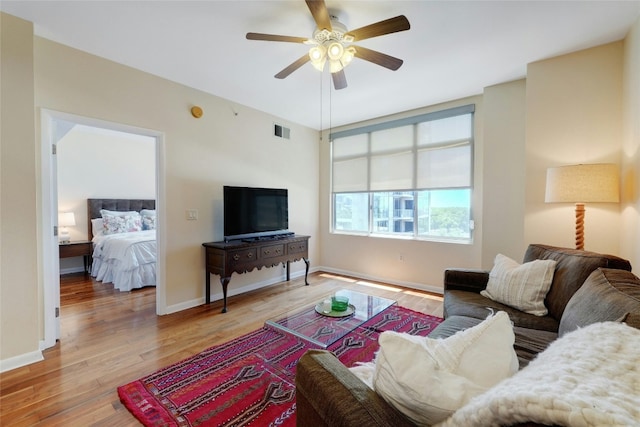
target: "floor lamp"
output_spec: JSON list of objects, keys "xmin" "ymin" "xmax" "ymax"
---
[{"xmin": 544, "ymin": 164, "xmax": 619, "ymax": 250}]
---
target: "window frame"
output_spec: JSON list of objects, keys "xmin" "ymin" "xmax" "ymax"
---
[{"xmin": 330, "ymin": 104, "xmax": 475, "ymax": 243}]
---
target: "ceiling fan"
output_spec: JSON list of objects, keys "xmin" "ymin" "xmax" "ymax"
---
[{"xmin": 246, "ymin": 0, "xmax": 410, "ymax": 90}]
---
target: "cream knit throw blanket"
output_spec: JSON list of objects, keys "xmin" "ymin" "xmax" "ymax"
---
[{"xmin": 436, "ymin": 321, "xmax": 640, "ymax": 427}]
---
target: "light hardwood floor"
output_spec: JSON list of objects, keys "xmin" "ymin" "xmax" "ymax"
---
[{"xmin": 1, "ymin": 271, "xmax": 443, "ymax": 426}]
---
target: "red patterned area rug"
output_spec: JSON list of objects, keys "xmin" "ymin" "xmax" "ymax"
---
[{"xmin": 118, "ymin": 305, "xmax": 442, "ymax": 427}]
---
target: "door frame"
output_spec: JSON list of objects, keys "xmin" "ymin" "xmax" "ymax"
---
[{"xmin": 40, "ymin": 109, "xmax": 166, "ymax": 350}]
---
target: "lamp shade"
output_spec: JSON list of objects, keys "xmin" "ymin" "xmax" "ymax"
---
[
  {"xmin": 545, "ymin": 163, "xmax": 619, "ymax": 203},
  {"xmin": 58, "ymin": 211, "xmax": 76, "ymax": 227}
]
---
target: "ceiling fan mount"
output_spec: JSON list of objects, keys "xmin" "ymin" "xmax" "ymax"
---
[
  {"xmin": 310, "ymin": 15, "xmax": 352, "ymax": 44},
  {"xmin": 246, "ymin": 0, "xmax": 410, "ymax": 90}
]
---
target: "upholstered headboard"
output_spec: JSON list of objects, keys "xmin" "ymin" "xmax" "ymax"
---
[{"xmin": 87, "ymin": 198, "xmax": 155, "ymax": 240}]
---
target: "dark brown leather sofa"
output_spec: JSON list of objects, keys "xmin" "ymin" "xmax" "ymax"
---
[{"xmin": 296, "ymin": 244, "xmax": 640, "ymax": 426}]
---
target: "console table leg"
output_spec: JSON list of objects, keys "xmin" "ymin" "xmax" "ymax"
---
[
  {"xmin": 205, "ymin": 273, "xmax": 211, "ymax": 304},
  {"xmin": 286, "ymin": 261, "xmax": 290, "ymax": 281},
  {"xmin": 220, "ymin": 277, "xmax": 231, "ymax": 313},
  {"xmin": 303, "ymin": 258, "xmax": 310, "ymax": 286}
]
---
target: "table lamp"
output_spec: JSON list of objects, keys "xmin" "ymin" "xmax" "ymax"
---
[
  {"xmin": 58, "ymin": 211, "xmax": 76, "ymax": 244},
  {"xmin": 544, "ymin": 163, "xmax": 619, "ymax": 250}
]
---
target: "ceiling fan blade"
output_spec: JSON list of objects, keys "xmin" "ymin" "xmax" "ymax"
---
[
  {"xmin": 353, "ymin": 46, "xmax": 403, "ymax": 71},
  {"xmin": 332, "ymin": 69, "xmax": 347, "ymax": 90},
  {"xmin": 275, "ymin": 55, "xmax": 310, "ymax": 79},
  {"xmin": 346, "ymin": 15, "xmax": 410, "ymax": 42},
  {"xmin": 246, "ymin": 32, "xmax": 308, "ymax": 43},
  {"xmin": 305, "ymin": 0, "xmax": 332, "ymax": 31}
]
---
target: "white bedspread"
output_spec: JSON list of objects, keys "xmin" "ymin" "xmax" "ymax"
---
[
  {"xmin": 436, "ymin": 321, "xmax": 640, "ymax": 427},
  {"xmin": 91, "ymin": 230, "xmax": 156, "ymax": 291}
]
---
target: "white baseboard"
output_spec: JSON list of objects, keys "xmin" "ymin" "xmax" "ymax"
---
[
  {"xmin": 164, "ymin": 265, "xmax": 439, "ymax": 315},
  {"xmin": 60, "ymin": 266, "xmax": 86, "ymax": 275},
  {"xmin": 164, "ymin": 268, "xmax": 315, "ymax": 314},
  {"xmin": 315, "ymin": 266, "xmax": 444, "ymax": 295},
  {"xmin": 0, "ymin": 349, "xmax": 44, "ymax": 373}
]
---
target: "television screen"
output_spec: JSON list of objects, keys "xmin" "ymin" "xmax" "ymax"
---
[{"xmin": 223, "ymin": 186, "xmax": 289, "ymax": 242}]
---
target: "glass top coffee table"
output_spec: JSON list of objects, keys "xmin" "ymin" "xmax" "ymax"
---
[{"xmin": 264, "ymin": 289, "xmax": 396, "ymax": 348}]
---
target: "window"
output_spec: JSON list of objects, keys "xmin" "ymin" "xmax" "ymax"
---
[{"xmin": 331, "ymin": 105, "xmax": 474, "ymax": 242}]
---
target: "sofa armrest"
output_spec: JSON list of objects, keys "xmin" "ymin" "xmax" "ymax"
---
[
  {"xmin": 444, "ymin": 268, "xmax": 490, "ymax": 293},
  {"xmin": 296, "ymin": 350, "xmax": 415, "ymax": 427}
]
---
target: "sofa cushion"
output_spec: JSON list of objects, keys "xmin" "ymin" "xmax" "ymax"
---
[
  {"xmin": 373, "ymin": 312, "xmax": 518, "ymax": 425},
  {"xmin": 481, "ymin": 254, "xmax": 556, "ymax": 316},
  {"xmin": 430, "ymin": 316, "xmax": 557, "ymax": 369},
  {"xmin": 523, "ymin": 244, "xmax": 632, "ymax": 321},
  {"xmin": 558, "ymin": 268, "xmax": 640, "ymax": 336},
  {"xmin": 296, "ymin": 349, "xmax": 416, "ymax": 427},
  {"xmin": 512, "ymin": 325, "xmax": 557, "ymax": 368},
  {"xmin": 443, "ymin": 290, "xmax": 560, "ymax": 332},
  {"xmin": 622, "ymin": 312, "xmax": 640, "ymax": 329}
]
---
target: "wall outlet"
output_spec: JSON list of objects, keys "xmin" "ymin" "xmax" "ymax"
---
[
  {"xmin": 186, "ymin": 209, "xmax": 198, "ymax": 220},
  {"xmin": 398, "ymin": 253, "xmax": 405, "ymax": 262}
]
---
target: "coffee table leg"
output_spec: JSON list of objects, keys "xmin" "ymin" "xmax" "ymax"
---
[{"xmin": 220, "ymin": 277, "xmax": 231, "ymax": 313}]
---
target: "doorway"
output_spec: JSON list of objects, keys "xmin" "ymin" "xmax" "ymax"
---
[{"xmin": 40, "ymin": 110, "xmax": 165, "ymax": 350}]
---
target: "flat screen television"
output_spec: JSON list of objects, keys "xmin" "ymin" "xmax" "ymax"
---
[{"xmin": 223, "ymin": 186, "xmax": 290, "ymax": 242}]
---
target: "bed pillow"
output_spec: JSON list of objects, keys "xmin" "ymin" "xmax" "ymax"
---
[
  {"xmin": 140, "ymin": 209, "xmax": 156, "ymax": 230},
  {"xmin": 371, "ymin": 311, "xmax": 518, "ymax": 425},
  {"xmin": 481, "ymin": 254, "xmax": 556, "ymax": 316},
  {"xmin": 91, "ymin": 218, "xmax": 104, "ymax": 238},
  {"xmin": 102, "ymin": 212, "xmax": 142, "ymax": 235},
  {"xmin": 100, "ymin": 209, "xmax": 139, "ymax": 217}
]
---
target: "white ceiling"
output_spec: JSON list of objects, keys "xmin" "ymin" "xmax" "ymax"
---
[{"xmin": 2, "ymin": 1, "xmax": 639, "ymax": 130}]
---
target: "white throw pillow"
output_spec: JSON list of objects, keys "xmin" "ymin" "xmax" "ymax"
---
[
  {"xmin": 91, "ymin": 218, "xmax": 104, "ymax": 238},
  {"xmin": 481, "ymin": 254, "xmax": 556, "ymax": 316},
  {"xmin": 372, "ymin": 312, "xmax": 519, "ymax": 426}
]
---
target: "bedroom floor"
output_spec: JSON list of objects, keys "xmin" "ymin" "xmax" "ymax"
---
[{"xmin": 0, "ymin": 271, "xmax": 443, "ymax": 426}]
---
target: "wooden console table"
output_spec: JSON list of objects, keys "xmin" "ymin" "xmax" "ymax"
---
[{"xmin": 203, "ymin": 235, "xmax": 310, "ymax": 313}]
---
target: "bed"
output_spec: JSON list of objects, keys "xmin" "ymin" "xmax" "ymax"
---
[{"xmin": 88, "ymin": 198, "xmax": 156, "ymax": 292}]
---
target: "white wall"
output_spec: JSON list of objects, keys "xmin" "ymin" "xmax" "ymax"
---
[{"xmin": 57, "ymin": 125, "xmax": 156, "ymax": 272}]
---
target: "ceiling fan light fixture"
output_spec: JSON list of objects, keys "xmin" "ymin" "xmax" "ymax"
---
[
  {"xmin": 327, "ymin": 42, "xmax": 344, "ymax": 60},
  {"xmin": 309, "ymin": 45, "xmax": 325, "ymax": 61},
  {"xmin": 342, "ymin": 46, "xmax": 356, "ymax": 65},
  {"xmin": 329, "ymin": 59, "xmax": 344, "ymax": 73},
  {"xmin": 309, "ymin": 45, "xmax": 327, "ymax": 71}
]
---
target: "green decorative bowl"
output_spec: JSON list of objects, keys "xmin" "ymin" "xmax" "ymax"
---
[{"xmin": 331, "ymin": 295, "xmax": 349, "ymax": 312}]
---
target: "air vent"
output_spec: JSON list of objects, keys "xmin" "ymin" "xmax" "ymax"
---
[{"xmin": 274, "ymin": 123, "xmax": 290, "ymax": 140}]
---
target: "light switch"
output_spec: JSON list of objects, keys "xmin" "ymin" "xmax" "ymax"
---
[{"xmin": 186, "ymin": 209, "xmax": 198, "ymax": 220}]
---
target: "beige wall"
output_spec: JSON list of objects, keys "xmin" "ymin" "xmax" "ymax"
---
[
  {"xmin": 34, "ymin": 37, "xmax": 320, "ymax": 310},
  {"xmin": 319, "ymin": 96, "xmax": 484, "ymax": 292},
  {"xmin": 1, "ymin": 12, "xmax": 320, "ymax": 368},
  {"xmin": 481, "ymin": 79, "xmax": 527, "ymax": 265},
  {"xmin": 620, "ymin": 17, "xmax": 640, "ymax": 269},
  {"xmin": 0, "ymin": 14, "xmax": 41, "ymax": 365},
  {"xmin": 525, "ymin": 42, "xmax": 624, "ymax": 256},
  {"xmin": 320, "ymin": 40, "xmax": 631, "ymax": 287},
  {"xmin": 2, "ymin": 10, "xmax": 639, "ymax": 370}
]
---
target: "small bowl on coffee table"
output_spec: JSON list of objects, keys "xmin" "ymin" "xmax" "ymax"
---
[{"xmin": 331, "ymin": 295, "xmax": 349, "ymax": 312}]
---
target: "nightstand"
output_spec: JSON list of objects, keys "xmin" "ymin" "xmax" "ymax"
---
[{"xmin": 59, "ymin": 241, "xmax": 93, "ymax": 273}]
